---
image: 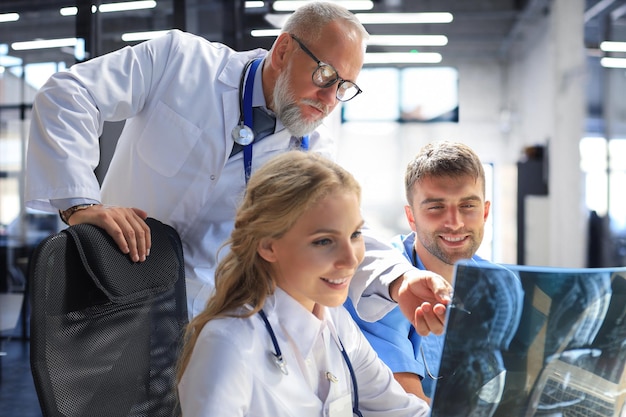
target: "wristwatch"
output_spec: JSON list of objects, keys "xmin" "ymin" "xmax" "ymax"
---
[{"xmin": 59, "ymin": 204, "xmax": 97, "ymax": 225}]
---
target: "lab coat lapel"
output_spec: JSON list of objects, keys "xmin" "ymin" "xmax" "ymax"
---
[{"xmin": 219, "ymin": 49, "xmax": 267, "ymax": 162}]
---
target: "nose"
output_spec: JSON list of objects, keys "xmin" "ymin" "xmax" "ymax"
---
[
  {"xmin": 336, "ymin": 240, "xmax": 363, "ymax": 270},
  {"xmin": 317, "ymin": 85, "xmax": 338, "ymax": 107},
  {"xmin": 444, "ymin": 208, "xmax": 464, "ymax": 230}
]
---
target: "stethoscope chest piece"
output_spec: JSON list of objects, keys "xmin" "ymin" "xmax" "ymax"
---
[
  {"xmin": 231, "ymin": 122, "xmax": 255, "ymax": 146},
  {"xmin": 271, "ymin": 353, "xmax": 289, "ymax": 375}
]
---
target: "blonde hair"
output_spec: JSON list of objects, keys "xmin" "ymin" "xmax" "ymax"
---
[{"xmin": 177, "ymin": 150, "xmax": 361, "ymax": 381}]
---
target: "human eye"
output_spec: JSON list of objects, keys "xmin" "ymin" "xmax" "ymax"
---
[
  {"xmin": 351, "ymin": 230, "xmax": 362, "ymax": 240},
  {"xmin": 312, "ymin": 237, "xmax": 333, "ymax": 247},
  {"xmin": 461, "ymin": 200, "xmax": 480, "ymax": 210}
]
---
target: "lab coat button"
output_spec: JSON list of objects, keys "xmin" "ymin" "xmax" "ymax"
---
[{"xmin": 210, "ymin": 174, "xmax": 216, "ymax": 180}]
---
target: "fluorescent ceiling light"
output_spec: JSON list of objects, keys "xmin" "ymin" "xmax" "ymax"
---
[
  {"xmin": 60, "ymin": 7, "xmax": 79, "ymax": 15},
  {"xmin": 245, "ymin": 1, "xmax": 265, "ymax": 8},
  {"xmin": 274, "ymin": 1, "xmax": 373, "ymax": 12},
  {"xmin": 60, "ymin": 1, "xmax": 156, "ymax": 16},
  {"xmin": 368, "ymin": 35, "xmax": 447, "ymax": 46},
  {"xmin": 364, "ymin": 52, "xmax": 442, "ymax": 64},
  {"xmin": 0, "ymin": 13, "xmax": 19, "ymax": 23},
  {"xmin": 249, "ymin": 32, "xmax": 449, "ymax": 47},
  {"xmin": 99, "ymin": 1, "xmax": 156, "ymax": 13},
  {"xmin": 600, "ymin": 41, "xmax": 626, "ymax": 53},
  {"xmin": 356, "ymin": 12, "xmax": 453, "ymax": 24},
  {"xmin": 12, "ymin": 38, "xmax": 78, "ymax": 51},
  {"xmin": 600, "ymin": 57, "xmax": 626, "ymax": 68},
  {"xmin": 251, "ymin": 29, "xmax": 281, "ymax": 37},
  {"xmin": 122, "ymin": 30, "xmax": 170, "ymax": 42}
]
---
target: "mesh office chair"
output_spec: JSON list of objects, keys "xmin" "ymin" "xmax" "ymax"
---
[{"xmin": 29, "ymin": 218, "xmax": 187, "ymax": 417}]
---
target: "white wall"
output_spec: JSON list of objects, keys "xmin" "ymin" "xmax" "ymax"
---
[{"xmin": 507, "ymin": 0, "xmax": 587, "ymax": 267}]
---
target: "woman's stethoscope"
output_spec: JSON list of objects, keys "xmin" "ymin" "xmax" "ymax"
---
[
  {"xmin": 258, "ymin": 309, "xmax": 363, "ymax": 417},
  {"xmin": 231, "ymin": 58, "xmax": 309, "ymax": 183}
]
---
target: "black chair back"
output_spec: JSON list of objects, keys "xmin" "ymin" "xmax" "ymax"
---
[{"xmin": 29, "ymin": 218, "xmax": 187, "ymax": 417}]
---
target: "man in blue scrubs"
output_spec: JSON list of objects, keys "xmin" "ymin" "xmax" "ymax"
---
[{"xmin": 345, "ymin": 141, "xmax": 491, "ymax": 403}]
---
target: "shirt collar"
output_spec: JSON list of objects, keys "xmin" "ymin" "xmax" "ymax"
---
[
  {"xmin": 264, "ymin": 288, "xmax": 341, "ymax": 359},
  {"xmin": 252, "ymin": 58, "xmax": 285, "ymax": 132}
]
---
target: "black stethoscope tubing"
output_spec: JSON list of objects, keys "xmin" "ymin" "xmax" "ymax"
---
[{"xmin": 258, "ymin": 309, "xmax": 363, "ymax": 417}]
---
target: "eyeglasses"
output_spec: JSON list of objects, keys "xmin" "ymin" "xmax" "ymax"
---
[{"xmin": 290, "ymin": 34, "xmax": 362, "ymax": 102}]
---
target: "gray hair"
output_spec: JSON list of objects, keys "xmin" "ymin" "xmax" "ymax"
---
[{"xmin": 282, "ymin": 1, "xmax": 369, "ymax": 46}]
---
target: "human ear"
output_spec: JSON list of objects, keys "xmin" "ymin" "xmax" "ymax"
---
[
  {"xmin": 257, "ymin": 238, "xmax": 277, "ymax": 263},
  {"xmin": 483, "ymin": 200, "xmax": 491, "ymax": 222},
  {"xmin": 270, "ymin": 33, "xmax": 292, "ymax": 71},
  {"xmin": 404, "ymin": 205, "xmax": 417, "ymax": 232}
]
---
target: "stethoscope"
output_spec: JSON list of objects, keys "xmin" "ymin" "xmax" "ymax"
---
[
  {"xmin": 258, "ymin": 309, "xmax": 363, "ymax": 417},
  {"xmin": 230, "ymin": 58, "xmax": 309, "ymax": 183}
]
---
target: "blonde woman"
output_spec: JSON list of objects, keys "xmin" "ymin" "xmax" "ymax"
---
[{"xmin": 177, "ymin": 151, "xmax": 430, "ymax": 416}]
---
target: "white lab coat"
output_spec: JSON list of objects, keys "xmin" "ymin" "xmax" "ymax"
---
[
  {"xmin": 25, "ymin": 30, "xmax": 413, "ymax": 318},
  {"xmin": 178, "ymin": 288, "xmax": 430, "ymax": 417}
]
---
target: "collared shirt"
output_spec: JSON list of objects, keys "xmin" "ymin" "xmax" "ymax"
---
[{"xmin": 178, "ymin": 288, "xmax": 430, "ymax": 417}]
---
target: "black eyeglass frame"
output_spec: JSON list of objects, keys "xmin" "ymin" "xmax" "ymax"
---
[{"xmin": 289, "ymin": 34, "xmax": 363, "ymax": 102}]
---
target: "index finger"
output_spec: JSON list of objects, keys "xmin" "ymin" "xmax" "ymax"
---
[{"xmin": 413, "ymin": 302, "xmax": 447, "ymax": 336}]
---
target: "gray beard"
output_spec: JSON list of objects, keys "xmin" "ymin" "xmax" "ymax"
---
[{"xmin": 273, "ymin": 73, "xmax": 324, "ymax": 138}]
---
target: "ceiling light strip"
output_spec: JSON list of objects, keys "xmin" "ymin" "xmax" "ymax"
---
[
  {"xmin": 99, "ymin": 1, "xmax": 156, "ymax": 13},
  {"xmin": 251, "ymin": 29, "xmax": 281, "ymax": 37},
  {"xmin": 368, "ymin": 35, "xmax": 448, "ymax": 46},
  {"xmin": 356, "ymin": 12, "xmax": 453, "ymax": 24},
  {"xmin": 60, "ymin": 1, "xmax": 156, "ymax": 16},
  {"xmin": 600, "ymin": 57, "xmax": 626, "ymax": 68},
  {"xmin": 600, "ymin": 41, "xmax": 626, "ymax": 53},
  {"xmin": 364, "ymin": 52, "xmax": 442, "ymax": 64},
  {"xmin": 0, "ymin": 13, "xmax": 20, "ymax": 23},
  {"xmin": 11, "ymin": 38, "xmax": 78, "ymax": 51},
  {"xmin": 250, "ymin": 31, "xmax": 449, "ymax": 48},
  {"xmin": 273, "ymin": 1, "xmax": 373, "ymax": 12},
  {"xmin": 121, "ymin": 30, "xmax": 170, "ymax": 42},
  {"xmin": 245, "ymin": 1, "xmax": 265, "ymax": 8}
]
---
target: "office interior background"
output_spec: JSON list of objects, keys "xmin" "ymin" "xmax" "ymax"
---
[
  {"xmin": 0, "ymin": 0, "xmax": 625, "ymax": 415},
  {"xmin": 0, "ymin": 0, "xmax": 625, "ymax": 269}
]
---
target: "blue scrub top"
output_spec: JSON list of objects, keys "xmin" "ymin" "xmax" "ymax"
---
[{"xmin": 345, "ymin": 232, "xmax": 483, "ymax": 398}]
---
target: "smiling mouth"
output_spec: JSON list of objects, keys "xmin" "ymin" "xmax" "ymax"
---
[
  {"xmin": 321, "ymin": 277, "xmax": 350, "ymax": 285},
  {"xmin": 441, "ymin": 235, "xmax": 467, "ymax": 243}
]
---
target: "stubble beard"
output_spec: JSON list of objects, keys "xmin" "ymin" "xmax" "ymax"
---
[{"xmin": 419, "ymin": 231, "xmax": 482, "ymax": 266}]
